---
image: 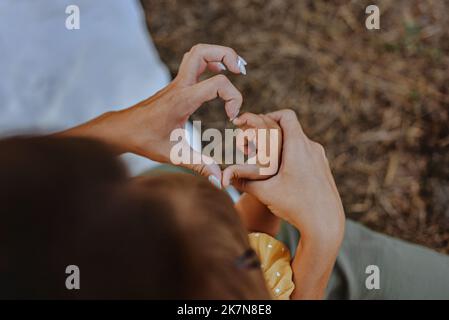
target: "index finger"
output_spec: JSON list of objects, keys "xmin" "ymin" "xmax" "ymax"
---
[
  {"xmin": 265, "ymin": 109, "xmax": 304, "ymax": 137},
  {"xmin": 176, "ymin": 44, "xmax": 245, "ymax": 85},
  {"xmin": 185, "ymin": 74, "xmax": 243, "ymax": 120}
]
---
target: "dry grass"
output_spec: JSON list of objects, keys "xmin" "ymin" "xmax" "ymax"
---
[{"xmin": 141, "ymin": 0, "xmax": 449, "ymax": 252}]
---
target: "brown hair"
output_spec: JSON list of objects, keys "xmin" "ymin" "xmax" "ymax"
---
[
  {"xmin": 0, "ymin": 136, "xmax": 269, "ymax": 299},
  {"xmin": 133, "ymin": 174, "xmax": 270, "ymax": 299}
]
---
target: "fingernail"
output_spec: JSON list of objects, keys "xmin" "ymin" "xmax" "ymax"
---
[
  {"xmin": 237, "ymin": 57, "xmax": 247, "ymax": 75},
  {"xmin": 230, "ymin": 109, "xmax": 240, "ymax": 122},
  {"xmin": 238, "ymin": 55, "xmax": 248, "ymax": 65},
  {"xmin": 218, "ymin": 62, "xmax": 226, "ymax": 71},
  {"xmin": 208, "ymin": 175, "xmax": 222, "ymax": 189}
]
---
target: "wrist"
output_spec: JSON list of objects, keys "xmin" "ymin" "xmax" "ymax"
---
[
  {"xmin": 236, "ymin": 193, "xmax": 281, "ymax": 236},
  {"xmin": 291, "ymin": 238, "xmax": 339, "ymax": 299},
  {"xmin": 298, "ymin": 228, "xmax": 343, "ymax": 258}
]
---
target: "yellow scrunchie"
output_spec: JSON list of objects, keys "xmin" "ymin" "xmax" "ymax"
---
[{"xmin": 248, "ymin": 232, "xmax": 295, "ymax": 300}]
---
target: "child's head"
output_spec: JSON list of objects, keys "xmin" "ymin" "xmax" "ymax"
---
[
  {"xmin": 132, "ymin": 173, "xmax": 270, "ymax": 299},
  {"xmin": 0, "ymin": 136, "xmax": 269, "ymax": 299}
]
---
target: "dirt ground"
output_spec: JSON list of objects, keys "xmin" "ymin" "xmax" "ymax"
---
[{"xmin": 141, "ymin": 0, "xmax": 449, "ymax": 253}]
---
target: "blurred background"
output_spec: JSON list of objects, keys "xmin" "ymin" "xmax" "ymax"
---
[
  {"xmin": 141, "ymin": 0, "xmax": 449, "ymax": 252},
  {"xmin": 0, "ymin": 0, "xmax": 448, "ymax": 253}
]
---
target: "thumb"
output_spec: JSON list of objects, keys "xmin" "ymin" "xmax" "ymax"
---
[
  {"xmin": 228, "ymin": 176, "xmax": 260, "ymax": 198},
  {"xmin": 222, "ymin": 164, "xmax": 261, "ymax": 188},
  {"xmin": 180, "ymin": 148, "xmax": 223, "ymax": 182}
]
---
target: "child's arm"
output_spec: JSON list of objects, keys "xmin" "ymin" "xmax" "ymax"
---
[{"xmin": 235, "ymin": 193, "xmax": 280, "ymax": 236}]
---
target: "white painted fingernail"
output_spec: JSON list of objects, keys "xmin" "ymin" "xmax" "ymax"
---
[
  {"xmin": 238, "ymin": 55, "xmax": 247, "ymax": 65},
  {"xmin": 218, "ymin": 62, "xmax": 226, "ymax": 71},
  {"xmin": 208, "ymin": 175, "xmax": 222, "ymax": 189},
  {"xmin": 237, "ymin": 57, "xmax": 247, "ymax": 75}
]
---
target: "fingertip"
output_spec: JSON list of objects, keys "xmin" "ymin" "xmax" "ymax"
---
[
  {"xmin": 232, "ymin": 117, "xmax": 242, "ymax": 126},
  {"xmin": 223, "ymin": 54, "xmax": 242, "ymax": 74},
  {"xmin": 237, "ymin": 56, "xmax": 248, "ymax": 75},
  {"xmin": 221, "ymin": 169, "xmax": 231, "ymax": 188},
  {"xmin": 229, "ymin": 108, "xmax": 240, "ymax": 122},
  {"xmin": 233, "ymin": 113, "xmax": 248, "ymax": 126}
]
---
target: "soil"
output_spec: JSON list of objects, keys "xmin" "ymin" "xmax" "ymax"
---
[{"xmin": 141, "ymin": 0, "xmax": 449, "ymax": 253}]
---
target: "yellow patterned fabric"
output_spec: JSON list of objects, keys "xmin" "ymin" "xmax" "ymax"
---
[{"xmin": 248, "ymin": 232, "xmax": 295, "ymax": 300}]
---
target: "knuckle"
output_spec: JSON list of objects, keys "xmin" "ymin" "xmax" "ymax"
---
[
  {"xmin": 282, "ymin": 109, "xmax": 297, "ymax": 119},
  {"xmin": 239, "ymin": 112, "xmax": 251, "ymax": 120},
  {"xmin": 174, "ymin": 89, "xmax": 193, "ymax": 112},
  {"xmin": 312, "ymin": 141, "xmax": 326, "ymax": 157},
  {"xmin": 194, "ymin": 164, "xmax": 206, "ymax": 177},
  {"xmin": 316, "ymin": 143, "xmax": 325, "ymax": 153},
  {"xmin": 214, "ymin": 73, "xmax": 229, "ymax": 84},
  {"xmin": 190, "ymin": 43, "xmax": 205, "ymax": 54},
  {"xmin": 226, "ymin": 47, "xmax": 238, "ymax": 58}
]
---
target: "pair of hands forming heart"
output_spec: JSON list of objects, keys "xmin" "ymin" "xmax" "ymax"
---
[
  {"xmin": 60, "ymin": 44, "xmax": 346, "ymax": 299},
  {"xmin": 61, "ymin": 44, "xmax": 245, "ymax": 180},
  {"xmin": 62, "ymin": 44, "xmax": 280, "ymax": 187},
  {"xmin": 61, "ymin": 43, "xmax": 344, "ymax": 259},
  {"xmin": 222, "ymin": 112, "xmax": 282, "ymax": 188}
]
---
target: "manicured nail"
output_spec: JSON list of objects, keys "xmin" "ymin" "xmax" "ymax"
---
[
  {"xmin": 208, "ymin": 175, "xmax": 222, "ymax": 189},
  {"xmin": 237, "ymin": 57, "xmax": 247, "ymax": 75},
  {"xmin": 218, "ymin": 62, "xmax": 226, "ymax": 71},
  {"xmin": 238, "ymin": 55, "xmax": 247, "ymax": 65}
]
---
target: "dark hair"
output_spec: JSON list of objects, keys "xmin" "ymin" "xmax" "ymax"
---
[
  {"xmin": 0, "ymin": 136, "xmax": 269, "ymax": 299},
  {"xmin": 0, "ymin": 136, "xmax": 190, "ymax": 299},
  {"xmin": 133, "ymin": 174, "xmax": 270, "ymax": 299}
]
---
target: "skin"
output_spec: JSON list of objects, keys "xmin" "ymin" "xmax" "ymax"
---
[
  {"xmin": 228, "ymin": 109, "xmax": 345, "ymax": 299},
  {"xmin": 59, "ymin": 44, "xmax": 244, "ymax": 180},
  {"xmin": 59, "ymin": 44, "xmax": 345, "ymax": 299},
  {"xmin": 222, "ymin": 112, "xmax": 283, "ymax": 184}
]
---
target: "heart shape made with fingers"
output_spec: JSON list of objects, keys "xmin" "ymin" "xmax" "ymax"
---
[{"xmin": 221, "ymin": 112, "xmax": 282, "ymax": 188}]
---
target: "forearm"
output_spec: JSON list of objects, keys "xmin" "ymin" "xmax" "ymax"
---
[
  {"xmin": 290, "ymin": 235, "xmax": 341, "ymax": 299},
  {"xmin": 235, "ymin": 193, "xmax": 280, "ymax": 236},
  {"xmin": 288, "ymin": 200, "xmax": 345, "ymax": 299},
  {"xmin": 56, "ymin": 111, "xmax": 130, "ymax": 154}
]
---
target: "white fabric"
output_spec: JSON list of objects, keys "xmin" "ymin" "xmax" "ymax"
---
[{"xmin": 0, "ymin": 0, "xmax": 171, "ymax": 175}]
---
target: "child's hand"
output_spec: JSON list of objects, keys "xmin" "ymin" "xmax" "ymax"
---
[
  {"xmin": 229, "ymin": 109, "xmax": 345, "ymax": 299},
  {"xmin": 228, "ymin": 109, "xmax": 345, "ymax": 245},
  {"xmin": 222, "ymin": 112, "xmax": 282, "ymax": 187}
]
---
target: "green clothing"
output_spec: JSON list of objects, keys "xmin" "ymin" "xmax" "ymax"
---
[
  {"xmin": 145, "ymin": 165, "xmax": 449, "ymax": 299},
  {"xmin": 281, "ymin": 221, "xmax": 449, "ymax": 299}
]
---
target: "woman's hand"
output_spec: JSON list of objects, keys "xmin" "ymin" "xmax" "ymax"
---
[
  {"xmin": 226, "ymin": 109, "xmax": 345, "ymax": 299},
  {"xmin": 59, "ymin": 44, "xmax": 247, "ymax": 179}
]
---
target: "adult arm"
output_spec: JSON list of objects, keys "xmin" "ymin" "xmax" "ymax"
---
[{"xmin": 58, "ymin": 44, "xmax": 248, "ymax": 180}]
